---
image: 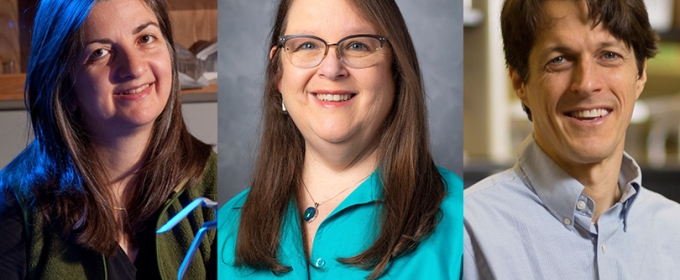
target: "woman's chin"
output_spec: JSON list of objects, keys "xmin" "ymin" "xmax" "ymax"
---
[
  {"xmin": 315, "ymin": 133, "xmax": 353, "ymax": 145},
  {"xmin": 308, "ymin": 128, "xmax": 377, "ymax": 148}
]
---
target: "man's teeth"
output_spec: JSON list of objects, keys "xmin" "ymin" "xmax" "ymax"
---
[
  {"xmin": 120, "ymin": 84, "xmax": 150, "ymax": 95},
  {"xmin": 570, "ymin": 109, "xmax": 610, "ymax": 118},
  {"xmin": 315, "ymin": 93, "xmax": 351, "ymax": 102}
]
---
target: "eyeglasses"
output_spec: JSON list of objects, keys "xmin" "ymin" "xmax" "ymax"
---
[{"xmin": 278, "ymin": 34, "xmax": 389, "ymax": 69}]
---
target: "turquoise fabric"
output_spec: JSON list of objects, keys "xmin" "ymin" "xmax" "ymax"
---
[{"xmin": 218, "ymin": 167, "xmax": 463, "ymax": 279}]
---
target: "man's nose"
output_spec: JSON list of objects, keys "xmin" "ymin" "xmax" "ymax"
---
[{"xmin": 570, "ymin": 57, "xmax": 603, "ymax": 95}]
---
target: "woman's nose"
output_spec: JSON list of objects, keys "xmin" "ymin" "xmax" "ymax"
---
[
  {"xmin": 316, "ymin": 46, "xmax": 349, "ymax": 80},
  {"xmin": 117, "ymin": 47, "xmax": 148, "ymax": 80}
]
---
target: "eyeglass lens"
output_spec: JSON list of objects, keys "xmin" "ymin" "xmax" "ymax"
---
[{"xmin": 283, "ymin": 36, "xmax": 385, "ymax": 68}]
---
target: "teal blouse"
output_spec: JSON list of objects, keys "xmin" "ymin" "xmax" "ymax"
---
[{"xmin": 218, "ymin": 167, "xmax": 463, "ymax": 279}]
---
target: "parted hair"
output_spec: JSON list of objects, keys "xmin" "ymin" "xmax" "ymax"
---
[
  {"xmin": 232, "ymin": 0, "xmax": 446, "ymax": 279},
  {"xmin": 0, "ymin": 0, "xmax": 211, "ymax": 255},
  {"xmin": 501, "ymin": 0, "xmax": 658, "ymax": 120}
]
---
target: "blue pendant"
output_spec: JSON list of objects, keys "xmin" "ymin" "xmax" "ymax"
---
[{"xmin": 303, "ymin": 206, "xmax": 317, "ymax": 222}]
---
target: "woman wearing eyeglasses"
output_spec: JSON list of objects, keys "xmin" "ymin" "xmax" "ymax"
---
[{"xmin": 219, "ymin": 0, "xmax": 463, "ymax": 279}]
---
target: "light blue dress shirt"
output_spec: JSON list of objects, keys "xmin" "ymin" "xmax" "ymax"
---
[
  {"xmin": 464, "ymin": 136, "xmax": 680, "ymax": 280},
  {"xmin": 219, "ymin": 167, "xmax": 463, "ymax": 279}
]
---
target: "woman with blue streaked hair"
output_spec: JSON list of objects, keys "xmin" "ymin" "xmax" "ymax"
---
[{"xmin": 0, "ymin": 0, "xmax": 216, "ymax": 278}]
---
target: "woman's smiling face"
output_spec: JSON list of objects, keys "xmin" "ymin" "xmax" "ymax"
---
[
  {"xmin": 277, "ymin": 0, "xmax": 395, "ymax": 149},
  {"xmin": 72, "ymin": 0, "xmax": 172, "ymax": 138}
]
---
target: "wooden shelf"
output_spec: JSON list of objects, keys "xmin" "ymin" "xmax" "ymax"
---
[
  {"xmin": 0, "ymin": 74, "xmax": 216, "ymax": 110},
  {"xmin": 182, "ymin": 83, "xmax": 217, "ymax": 103},
  {"xmin": 0, "ymin": 74, "xmax": 24, "ymax": 103},
  {"xmin": 167, "ymin": 0, "xmax": 217, "ymax": 50}
]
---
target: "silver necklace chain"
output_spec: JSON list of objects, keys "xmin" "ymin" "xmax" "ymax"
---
[{"xmin": 302, "ymin": 174, "xmax": 371, "ymax": 207}]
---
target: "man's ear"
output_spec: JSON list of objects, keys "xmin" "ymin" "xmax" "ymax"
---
[
  {"xmin": 635, "ymin": 59, "xmax": 647, "ymax": 100},
  {"xmin": 510, "ymin": 67, "xmax": 528, "ymax": 103}
]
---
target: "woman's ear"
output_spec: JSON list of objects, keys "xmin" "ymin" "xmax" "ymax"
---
[
  {"xmin": 269, "ymin": 46, "xmax": 278, "ymax": 60},
  {"xmin": 271, "ymin": 46, "xmax": 283, "ymax": 93}
]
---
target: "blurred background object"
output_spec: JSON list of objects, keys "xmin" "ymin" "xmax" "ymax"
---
[
  {"xmin": 464, "ymin": 0, "xmax": 680, "ymax": 202},
  {"xmin": 176, "ymin": 39, "xmax": 218, "ymax": 89}
]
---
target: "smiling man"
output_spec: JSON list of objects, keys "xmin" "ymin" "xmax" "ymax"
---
[{"xmin": 464, "ymin": 0, "xmax": 680, "ymax": 279}]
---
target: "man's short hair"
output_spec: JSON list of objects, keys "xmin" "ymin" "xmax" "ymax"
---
[{"xmin": 501, "ymin": 0, "xmax": 659, "ymax": 121}]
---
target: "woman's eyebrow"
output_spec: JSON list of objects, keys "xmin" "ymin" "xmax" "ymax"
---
[
  {"xmin": 85, "ymin": 22, "xmax": 160, "ymax": 46},
  {"xmin": 86, "ymin": 38, "xmax": 114, "ymax": 45},
  {"xmin": 133, "ymin": 22, "xmax": 160, "ymax": 34}
]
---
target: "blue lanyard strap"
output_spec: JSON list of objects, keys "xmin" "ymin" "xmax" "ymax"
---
[{"xmin": 157, "ymin": 197, "xmax": 218, "ymax": 280}]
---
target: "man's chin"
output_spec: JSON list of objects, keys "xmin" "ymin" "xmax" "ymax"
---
[
  {"xmin": 539, "ymin": 139, "xmax": 619, "ymax": 169},
  {"xmin": 561, "ymin": 143, "xmax": 619, "ymax": 166}
]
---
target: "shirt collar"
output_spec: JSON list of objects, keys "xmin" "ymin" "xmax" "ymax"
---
[
  {"xmin": 327, "ymin": 168, "xmax": 382, "ymax": 218},
  {"xmin": 618, "ymin": 152, "xmax": 641, "ymax": 231},
  {"xmin": 516, "ymin": 136, "xmax": 641, "ymax": 230},
  {"xmin": 232, "ymin": 193, "xmax": 247, "ymax": 208}
]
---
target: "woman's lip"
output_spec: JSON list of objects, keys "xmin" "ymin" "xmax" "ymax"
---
[
  {"xmin": 114, "ymin": 83, "xmax": 153, "ymax": 100},
  {"xmin": 314, "ymin": 93, "xmax": 356, "ymax": 102},
  {"xmin": 309, "ymin": 91, "xmax": 356, "ymax": 108},
  {"xmin": 115, "ymin": 83, "xmax": 153, "ymax": 95},
  {"xmin": 310, "ymin": 90, "xmax": 357, "ymax": 102},
  {"xmin": 312, "ymin": 90, "xmax": 354, "ymax": 95}
]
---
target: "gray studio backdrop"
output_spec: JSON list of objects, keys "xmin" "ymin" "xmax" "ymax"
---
[{"xmin": 218, "ymin": 0, "xmax": 463, "ymax": 206}]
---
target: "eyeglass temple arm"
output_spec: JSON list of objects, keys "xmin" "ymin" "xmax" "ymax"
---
[{"xmin": 156, "ymin": 197, "xmax": 218, "ymax": 280}]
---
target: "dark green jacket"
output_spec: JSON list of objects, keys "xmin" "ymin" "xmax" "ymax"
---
[{"xmin": 12, "ymin": 153, "xmax": 217, "ymax": 280}]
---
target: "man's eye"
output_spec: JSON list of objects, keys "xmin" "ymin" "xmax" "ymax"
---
[
  {"xmin": 603, "ymin": 52, "xmax": 619, "ymax": 59},
  {"xmin": 544, "ymin": 55, "xmax": 573, "ymax": 72},
  {"xmin": 549, "ymin": 56, "xmax": 565, "ymax": 64}
]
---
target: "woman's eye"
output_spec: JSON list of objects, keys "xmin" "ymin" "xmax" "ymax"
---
[
  {"xmin": 347, "ymin": 42, "xmax": 369, "ymax": 51},
  {"xmin": 139, "ymin": 35, "xmax": 156, "ymax": 44},
  {"xmin": 89, "ymin": 49, "xmax": 110, "ymax": 60},
  {"xmin": 299, "ymin": 42, "xmax": 317, "ymax": 50}
]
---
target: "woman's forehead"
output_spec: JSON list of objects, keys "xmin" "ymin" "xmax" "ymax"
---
[
  {"xmin": 83, "ymin": 0, "xmax": 158, "ymax": 37},
  {"xmin": 284, "ymin": 0, "xmax": 378, "ymax": 37}
]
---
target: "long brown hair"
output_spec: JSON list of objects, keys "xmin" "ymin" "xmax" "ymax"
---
[
  {"xmin": 1, "ymin": 0, "xmax": 212, "ymax": 255},
  {"xmin": 234, "ymin": 0, "xmax": 445, "ymax": 278}
]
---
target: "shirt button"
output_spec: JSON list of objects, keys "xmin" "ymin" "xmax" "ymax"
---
[
  {"xmin": 602, "ymin": 244, "xmax": 607, "ymax": 253},
  {"xmin": 314, "ymin": 258, "xmax": 326, "ymax": 268},
  {"xmin": 577, "ymin": 200, "xmax": 586, "ymax": 210},
  {"xmin": 563, "ymin": 217, "xmax": 572, "ymax": 225}
]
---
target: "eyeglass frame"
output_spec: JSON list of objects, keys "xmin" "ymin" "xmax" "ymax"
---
[{"xmin": 277, "ymin": 34, "xmax": 389, "ymax": 68}]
